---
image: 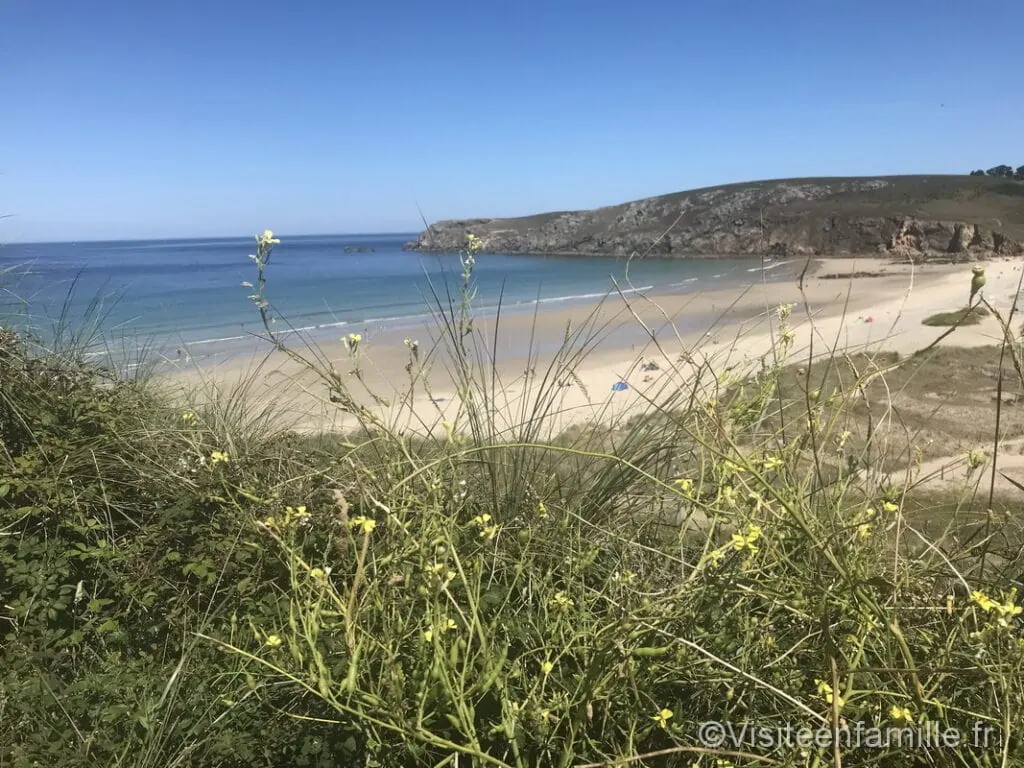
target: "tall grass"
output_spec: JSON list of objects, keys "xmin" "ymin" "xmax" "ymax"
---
[
  {"xmin": 2, "ymin": 234, "xmax": 1023, "ymax": 766},
  {"xmin": 207, "ymin": 234, "xmax": 1024, "ymax": 766}
]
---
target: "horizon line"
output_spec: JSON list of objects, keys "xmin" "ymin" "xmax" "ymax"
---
[{"xmin": 1, "ymin": 231, "xmax": 423, "ymax": 247}]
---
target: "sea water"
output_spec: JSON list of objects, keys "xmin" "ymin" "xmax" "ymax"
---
[{"xmin": 0, "ymin": 233, "xmax": 792, "ymax": 365}]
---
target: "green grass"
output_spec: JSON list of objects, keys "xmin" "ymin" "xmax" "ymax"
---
[
  {"xmin": 922, "ymin": 306, "xmax": 991, "ymax": 326},
  {"xmin": 3, "ymin": 236, "xmax": 1024, "ymax": 767}
]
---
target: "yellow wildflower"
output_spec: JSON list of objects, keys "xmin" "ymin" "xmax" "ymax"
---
[
  {"xmin": 890, "ymin": 705, "xmax": 914, "ymax": 724},
  {"xmin": 966, "ymin": 450, "xmax": 987, "ymax": 470},
  {"xmin": 181, "ymin": 411, "xmax": 195, "ymax": 423},
  {"xmin": 349, "ymin": 516, "xmax": 376, "ymax": 535},
  {"xmin": 429, "ymin": 563, "xmax": 453, "ymax": 581},
  {"xmin": 652, "ymin": 707, "xmax": 674, "ymax": 729},
  {"xmin": 882, "ymin": 501, "xmax": 899, "ymax": 514},
  {"xmin": 673, "ymin": 477, "xmax": 694, "ymax": 496},
  {"xmin": 472, "ymin": 513, "xmax": 498, "ymax": 540},
  {"xmin": 549, "ymin": 592, "xmax": 574, "ymax": 611},
  {"xmin": 284, "ymin": 505, "xmax": 308, "ymax": 520},
  {"xmin": 424, "ymin": 617, "xmax": 458, "ymax": 642},
  {"xmin": 265, "ymin": 634, "xmax": 282, "ymax": 648},
  {"xmin": 971, "ymin": 590, "xmax": 1000, "ymax": 613},
  {"xmin": 344, "ymin": 332, "xmax": 362, "ymax": 352},
  {"xmin": 613, "ymin": 570, "xmax": 636, "ymax": 584},
  {"xmin": 537, "ymin": 500, "xmax": 548, "ymax": 518},
  {"xmin": 857, "ymin": 522, "xmax": 873, "ymax": 539},
  {"xmin": 815, "ymin": 679, "xmax": 845, "ymax": 708},
  {"xmin": 210, "ymin": 450, "xmax": 230, "ymax": 464},
  {"xmin": 972, "ymin": 588, "xmax": 1022, "ymax": 627},
  {"xmin": 540, "ymin": 660, "xmax": 554, "ymax": 675},
  {"xmin": 999, "ymin": 594, "xmax": 1023, "ymax": 625},
  {"xmin": 730, "ymin": 524, "xmax": 762, "ymax": 554}
]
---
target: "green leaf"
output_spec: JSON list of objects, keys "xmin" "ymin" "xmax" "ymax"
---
[{"xmin": 96, "ymin": 619, "xmax": 119, "ymax": 634}]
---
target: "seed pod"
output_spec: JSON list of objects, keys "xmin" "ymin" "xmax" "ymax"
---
[
  {"xmin": 970, "ymin": 265, "xmax": 986, "ymax": 303},
  {"xmin": 631, "ymin": 645, "xmax": 672, "ymax": 658}
]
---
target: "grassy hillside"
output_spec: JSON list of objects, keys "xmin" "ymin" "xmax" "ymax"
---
[{"xmin": 406, "ymin": 175, "xmax": 1024, "ymax": 258}]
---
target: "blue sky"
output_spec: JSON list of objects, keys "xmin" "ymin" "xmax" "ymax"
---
[{"xmin": 2, "ymin": 0, "xmax": 1022, "ymax": 242}]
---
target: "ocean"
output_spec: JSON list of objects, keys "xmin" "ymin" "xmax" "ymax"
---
[{"xmin": 0, "ymin": 233, "xmax": 792, "ymax": 365}]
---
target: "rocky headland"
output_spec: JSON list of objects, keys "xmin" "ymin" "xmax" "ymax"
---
[{"xmin": 404, "ymin": 175, "xmax": 1024, "ymax": 260}]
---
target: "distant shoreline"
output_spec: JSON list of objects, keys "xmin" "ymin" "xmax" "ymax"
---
[
  {"xmin": 404, "ymin": 245, "xmax": 1015, "ymax": 263},
  {"xmin": 405, "ymin": 246, "xmax": 797, "ymax": 259}
]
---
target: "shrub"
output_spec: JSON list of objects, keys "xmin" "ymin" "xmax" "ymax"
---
[{"xmin": 922, "ymin": 306, "xmax": 990, "ymax": 327}]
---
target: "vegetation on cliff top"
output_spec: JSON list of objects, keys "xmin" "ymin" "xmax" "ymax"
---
[{"xmin": 969, "ymin": 164, "xmax": 1024, "ymax": 180}]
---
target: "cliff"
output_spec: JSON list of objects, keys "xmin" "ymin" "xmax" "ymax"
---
[{"xmin": 404, "ymin": 175, "xmax": 1024, "ymax": 260}]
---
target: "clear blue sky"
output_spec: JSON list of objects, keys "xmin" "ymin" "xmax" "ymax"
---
[{"xmin": 2, "ymin": 0, "xmax": 1022, "ymax": 243}]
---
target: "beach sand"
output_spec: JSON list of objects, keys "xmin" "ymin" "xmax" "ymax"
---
[{"xmin": 166, "ymin": 255, "xmax": 1024, "ymax": 440}]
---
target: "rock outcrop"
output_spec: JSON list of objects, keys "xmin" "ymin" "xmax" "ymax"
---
[{"xmin": 405, "ymin": 175, "xmax": 1024, "ymax": 260}]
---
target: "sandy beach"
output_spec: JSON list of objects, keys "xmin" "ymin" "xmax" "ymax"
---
[{"xmin": 166, "ymin": 255, "xmax": 1024, "ymax": 438}]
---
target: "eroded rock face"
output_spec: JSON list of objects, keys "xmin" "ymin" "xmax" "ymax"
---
[
  {"xmin": 405, "ymin": 176, "xmax": 1024, "ymax": 260},
  {"xmin": 994, "ymin": 232, "xmax": 1024, "ymax": 256}
]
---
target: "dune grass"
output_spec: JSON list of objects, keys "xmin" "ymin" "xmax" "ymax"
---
[{"xmin": 2, "ymin": 234, "xmax": 1024, "ymax": 766}]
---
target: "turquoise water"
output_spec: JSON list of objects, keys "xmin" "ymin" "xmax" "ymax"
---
[{"xmin": 0, "ymin": 233, "xmax": 790, "ymax": 363}]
